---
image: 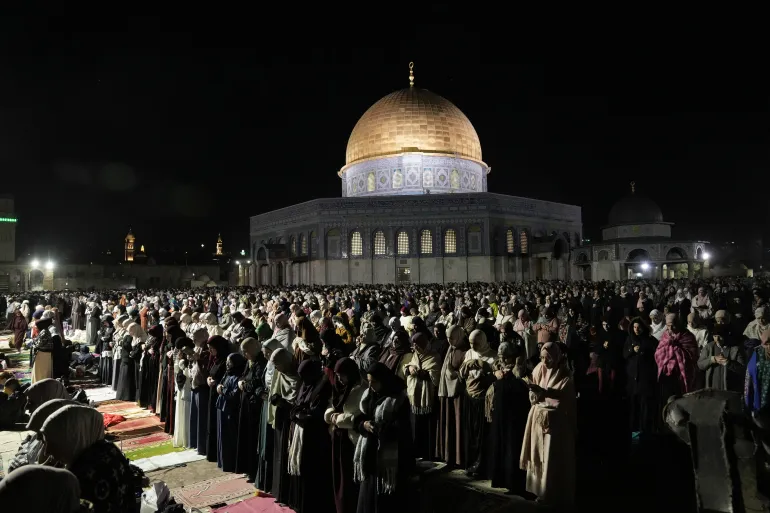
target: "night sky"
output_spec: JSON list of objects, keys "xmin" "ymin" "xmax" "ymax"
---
[{"xmin": 1, "ymin": 13, "xmax": 765, "ymax": 265}]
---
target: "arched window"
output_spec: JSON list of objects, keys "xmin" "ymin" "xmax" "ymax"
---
[
  {"xmin": 397, "ymin": 231, "xmax": 409, "ymax": 255},
  {"xmin": 506, "ymin": 229, "xmax": 515, "ymax": 254},
  {"xmin": 420, "ymin": 229, "xmax": 432, "ymax": 254},
  {"xmin": 597, "ymin": 250, "xmax": 610, "ymax": 261},
  {"xmin": 467, "ymin": 225, "xmax": 482, "ymax": 254},
  {"xmin": 520, "ymin": 230, "xmax": 529, "ymax": 254},
  {"xmin": 289, "ymin": 236, "xmax": 296, "ymax": 257},
  {"xmin": 444, "ymin": 229, "xmax": 457, "ymax": 254},
  {"xmin": 373, "ymin": 230, "xmax": 386, "ymax": 255},
  {"xmin": 326, "ymin": 229, "xmax": 340, "ymax": 259},
  {"xmin": 300, "ymin": 234, "xmax": 307, "ymax": 256},
  {"xmin": 367, "ymin": 172, "xmax": 375, "ymax": 192},
  {"xmin": 350, "ymin": 231, "xmax": 363, "ymax": 257},
  {"xmin": 310, "ymin": 231, "xmax": 317, "ymax": 257}
]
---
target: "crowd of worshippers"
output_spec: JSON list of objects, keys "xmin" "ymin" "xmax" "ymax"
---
[{"xmin": 1, "ymin": 277, "xmax": 770, "ymax": 512}]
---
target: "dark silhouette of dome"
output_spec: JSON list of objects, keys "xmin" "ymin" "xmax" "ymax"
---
[{"xmin": 607, "ymin": 183, "xmax": 664, "ymax": 225}]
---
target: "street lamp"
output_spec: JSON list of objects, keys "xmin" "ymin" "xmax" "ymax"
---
[
  {"xmin": 245, "ymin": 260, "xmax": 251, "ymax": 264},
  {"xmin": 235, "ymin": 260, "xmax": 240, "ymax": 265},
  {"xmin": 640, "ymin": 262, "xmax": 650, "ymax": 271},
  {"xmin": 45, "ymin": 261, "xmax": 54, "ymax": 270},
  {"xmin": 702, "ymin": 252, "xmax": 710, "ymax": 260},
  {"xmin": 31, "ymin": 259, "xmax": 40, "ymax": 268}
]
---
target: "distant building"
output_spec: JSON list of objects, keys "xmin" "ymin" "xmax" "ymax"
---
[
  {"xmin": 0, "ymin": 195, "xmax": 17, "ymax": 263},
  {"xmin": 124, "ymin": 228, "xmax": 135, "ymax": 262},
  {"xmin": 573, "ymin": 182, "xmax": 710, "ymax": 280}
]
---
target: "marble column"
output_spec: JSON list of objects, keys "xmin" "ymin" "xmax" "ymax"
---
[{"xmin": 687, "ymin": 261, "xmax": 693, "ymax": 279}]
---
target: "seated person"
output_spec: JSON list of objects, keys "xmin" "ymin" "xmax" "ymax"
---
[{"xmin": 0, "ymin": 378, "xmax": 26, "ymax": 428}]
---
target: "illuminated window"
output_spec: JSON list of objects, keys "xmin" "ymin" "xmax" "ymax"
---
[
  {"xmin": 373, "ymin": 230, "xmax": 386, "ymax": 255},
  {"xmin": 450, "ymin": 169, "xmax": 460, "ymax": 189},
  {"xmin": 520, "ymin": 231, "xmax": 529, "ymax": 254},
  {"xmin": 350, "ymin": 231, "xmax": 363, "ymax": 256},
  {"xmin": 367, "ymin": 173, "xmax": 375, "ymax": 192},
  {"xmin": 420, "ymin": 229, "xmax": 432, "ymax": 254},
  {"xmin": 506, "ymin": 229, "xmax": 515, "ymax": 253},
  {"xmin": 444, "ymin": 229, "xmax": 457, "ymax": 254},
  {"xmin": 300, "ymin": 234, "xmax": 307, "ymax": 255},
  {"xmin": 289, "ymin": 236, "xmax": 296, "ymax": 256},
  {"xmin": 397, "ymin": 232, "xmax": 409, "ymax": 255},
  {"xmin": 310, "ymin": 231, "xmax": 317, "ymax": 256}
]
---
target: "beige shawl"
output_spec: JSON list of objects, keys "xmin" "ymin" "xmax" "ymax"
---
[
  {"xmin": 404, "ymin": 350, "xmax": 440, "ymax": 414},
  {"xmin": 267, "ymin": 348, "xmax": 299, "ymax": 427}
]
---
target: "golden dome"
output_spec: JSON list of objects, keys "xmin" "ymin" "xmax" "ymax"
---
[{"xmin": 344, "ymin": 87, "xmax": 483, "ymax": 167}]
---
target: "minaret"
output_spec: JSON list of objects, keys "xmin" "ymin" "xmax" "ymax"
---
[
  {"xmin": 125, "ymin": 228, "xmax": 135, "ymax": 262},
  {"xmin": 216, "ymin": 233, "xmax": 223, "ymax": 256}
]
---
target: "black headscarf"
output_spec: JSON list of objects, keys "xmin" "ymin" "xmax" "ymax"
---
[
  {"xmin": 226, "ymin": 353, "xmax": 247, "ymax": 377},
  {"xmin": 332, "ymin": 357, "xmax": 361, "ymax": 411},
  {"xmin": 366, "ymin": 361, "xmax": 406, "ymax": 396},
  {"xmin": 296, "ymin": 359, "xmax": 325, "ymax": 407}
]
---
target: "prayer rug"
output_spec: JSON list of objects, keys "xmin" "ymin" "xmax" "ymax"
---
[
  {"xmin": 123, "ymin": 440, "xmax": 185, "ymax": 461},
  {"xmin": 133, "ymin": 448, "xmax": 205, "ymax": 472},
  {"xmin": 170, "ymin": 474, "xmax": 255, "ymax": 509},
  {"xmin": 212, "ymin": 495, "xmax": 295, "ymax": 513},
  {"xmin": 107, "ymin": 416, "xmax": 163, "ymax": 439},
  {"xmin": 97, "ymin": 401, "xmax": 143, "ymax": 414},
  {"xmin": 114, "ymin": 432, "xmax": 172, "ymax": 452}
]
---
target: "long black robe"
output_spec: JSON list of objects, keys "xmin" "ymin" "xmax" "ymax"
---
[
  {"xmin": 355, "ymin": 391, "xmax": 415, "ymax": 513},
  {"xmin": 271, "ymin": 399, "xmax": 293, "ymax": 505},
  {"xmin": 486, "ymin": 372, "xmax": 530, "ymax": 494},
  {"xmin": 255, "ymin": 395, "xmax": 274, "ymax": 492},
  {"xmin": 206, "ymin": 357, "xmax": 228, "ymax": 462},
  {"xmin": 116, "ymin": 336, "xmax": 136, "ymax": 401},
  {"xmin": 235, "ymin": 355, "xmax": 266, "ymax": 481},
  {"xmin": 216, "ymin": 373, "xmax": 241, "ymax": 472},
  {"xmin": 623, "ymin": 331, "xmax": 659, "ymax": 435},
  {"xmin": 288, "ymin": 378, "xmax": 334, "ymax": 513}
]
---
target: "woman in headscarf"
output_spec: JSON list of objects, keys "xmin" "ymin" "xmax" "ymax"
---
[
  {"xmin": 161, "ymin": 318, "xmax": 185, "ymax": 434},
  {"xmin": 8, "ymin": 398, "xmax": 78, "ymax": 473},
  {"xmin": 25, "ymin": 377, "xmax": 68, "ymax": 413},
  {"xmin": 30, "ymin": 316, "xmax": 57, "ymax": 383},
  {"xmin": 354, "ymin": 362, "xmax": 414, "ymax": 513},
  {"xmin": 139, "ymin": 324, "xmax": 162, "ymax": 411},
  {"xmin": 98, "ymin": 314, "xmax": 115, "ymax": 386},
  {"xmin": 459, "ymin": 329, "xmax": 496, "ymax": 476},
  {"xmin": 293, "ymin": 317, "xmax": 323, "ymax": 365},
  {"xmin": 189, "ymin": 328, "xmax": 209, "ymax": 456},
  {"xmin": 654, "ymin": 313, "xmax": 699, "ymax": 401},
  {"xmin": 236, "ymin": 337, "xmax": 267, "ymax": 482},
  {"xmin": 269, "ymin": 347, "xmax": 299, "ymax": 505},
  {"xmin": 206, "ymin": 335, "xmax": 232, "ymax": 462},
  {"xmin": 288, "ymin": 359, "xmax": 334, "ymax": 513},
  {"xmin": 215, "ymin": 352, "xmax": 247, "ymax": 472},
  {"xmin": 513, "ymin": 309, "xmax": 537, "ymax": 367},
  {"xmin": 379, "ymin": 328, "xmax": 411, "ymax": 381},
  {"xmin": 41, "ymin": 405, "xmax": 137, "ymax": 513},
  {"xmin": 7, "ymin": 307, "xmax": 28, "ymax": 352},
  {"xmin": 403, "ymin": 332, "xmax": 440, "ymax": 460},
  {"xmin": 115, "ymin": 325, "xmax": 136, "ymax": 402},
  {"xmin": 485, "ymin": 341, "xmax": 530, "ymax": 495},
  {"xmin": 111, "ymin": 314, "xmax": 128, "ymax": 392},
  {"xmin": 520, "ymin": 342, "xmax": 576, "ymax": 508},
  {"xmin": 351, "ymin": 322, "xmax": 382, "ymax": 381},
  {"xmin": 430, "ymin": 322, "xmax": 449, "ymax": 362},
  {"xmin": 624, "ymin": 317, "xmax": 659, "ymax": 438},
  {"xmin": 436, "ymin": 325, "xmax": 469, "ymax": 466},
  {"xmin": 256, "ymin": 337, "xmax": 283, "ymax": 492},
  {"xmin": 173, "ymin": 337, "xmax": 195, "ymax": 448},
  {"xmin": 325, "ymin": 357, "xmax": 365, "ymax": 513},
  {"xmin": 0, "ymin": 465, "xmax": 82, "ymax": 513}
]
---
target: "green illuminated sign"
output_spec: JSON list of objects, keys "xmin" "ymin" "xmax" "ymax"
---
[{"xmin": 0, "ymin": 217, "xmax": 17, "ymax": 223}]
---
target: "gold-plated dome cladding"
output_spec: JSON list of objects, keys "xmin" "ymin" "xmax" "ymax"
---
[{"xmin": 344, "ymin": 87, "xmax": 482, "ymax": 166}]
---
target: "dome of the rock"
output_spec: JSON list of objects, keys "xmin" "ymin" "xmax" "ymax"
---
[
  {"xmin": 608, "ymin": 194, "xmax": 664, "ymax": 226},
  {"xmin": 344, "ymin": 87, "xmax": 482, "ymax": 167}
]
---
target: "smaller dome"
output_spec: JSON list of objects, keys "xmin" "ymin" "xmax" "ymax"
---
[{"xmin": 608, "ymin": 194, "xmax": 664, "ymax": 226}]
